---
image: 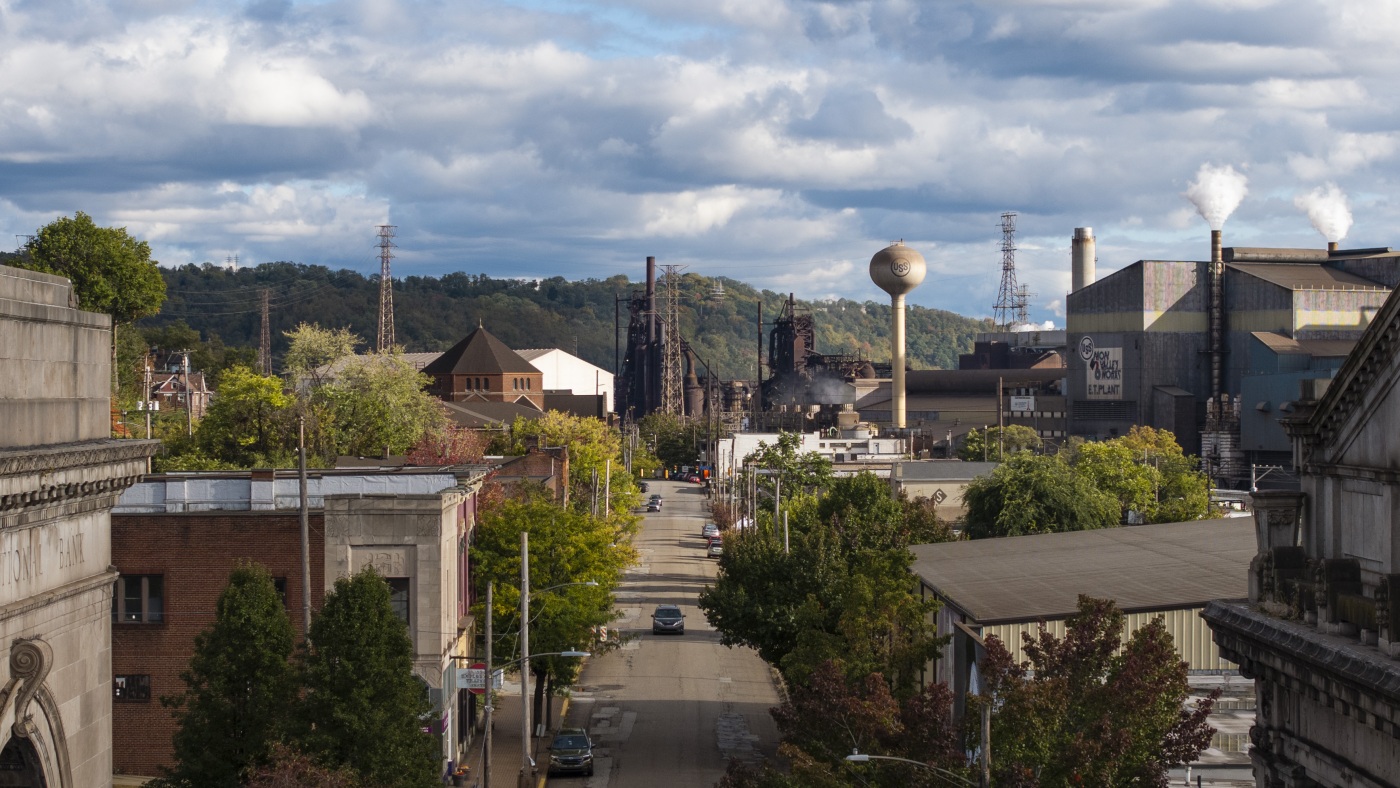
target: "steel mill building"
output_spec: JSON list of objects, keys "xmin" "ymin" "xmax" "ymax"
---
[{"xmin": 1065, "ymin": 228, "xmax": 1400, "ymax": 485}]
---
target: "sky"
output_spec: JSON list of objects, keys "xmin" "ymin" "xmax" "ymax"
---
[{"xmin": 3, "ymin": 0, "xmax": 1399, "ymax": 326}]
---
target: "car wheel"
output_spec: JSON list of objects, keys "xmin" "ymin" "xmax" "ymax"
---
[{"xmin": 587, "ymin": 765, "xmax": 595, "ymax": 776}]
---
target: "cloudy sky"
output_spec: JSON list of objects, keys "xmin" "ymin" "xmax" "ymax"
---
[{"xmin": 3, "ymin": 0, "xmax": 1398, "ymax": 325}]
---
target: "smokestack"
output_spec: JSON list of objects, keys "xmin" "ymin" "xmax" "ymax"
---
[
  {"xmin": 1071, "ymin": 227, "xmax": 1096, "ymax": 292},
  {"xmin": 645, "ymin": 256, "xmax": 657, "ymax": 342},
  {"xmin": 1209, "ymin": 230, "xmax": 1224, "ymax": 400},
  {"xmin": 1328, "ymin": 241, "xmax": 1339, "ymax": 253}
]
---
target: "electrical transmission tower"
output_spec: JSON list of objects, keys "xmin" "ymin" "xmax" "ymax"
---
[
  {"xmin": 377, "ymin": 225, "xmax": 397, "ymax": 351},
  {"xmin": 258, "ymin": 289, "xmax": 272, "ymax": 374},
  {"xmin": 992, "ymin": 211, "xmax": 1025, "ymax": 331},
  {"xmin": 660, "ymin": 264, "xmax": 686, "ymax": 416}
]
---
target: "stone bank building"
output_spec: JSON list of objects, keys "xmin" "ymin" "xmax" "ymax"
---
[{"xmin": 0, "ymin": 266, "xmax": 155, "ymax": 787}]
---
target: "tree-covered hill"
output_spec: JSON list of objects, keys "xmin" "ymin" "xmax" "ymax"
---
[{"xmin": 131, "ymin": 263, "xmax": 991, "ymax": 378}]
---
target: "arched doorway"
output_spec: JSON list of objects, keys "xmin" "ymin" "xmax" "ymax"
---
[{"xmin": 0, "ymin": 736, "xmax": 47, "ymax": 788}]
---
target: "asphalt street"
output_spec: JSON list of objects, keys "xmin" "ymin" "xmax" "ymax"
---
[{"xmin": 550, "ymin": 480, "xmax": 781, "ymax": 787}]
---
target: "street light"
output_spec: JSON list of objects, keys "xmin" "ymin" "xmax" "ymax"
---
[{"xmin": 845, "ymin": 751, "xmax": 975, "ymax": 787}]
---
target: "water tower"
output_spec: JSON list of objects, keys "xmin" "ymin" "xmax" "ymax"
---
[{"xmin": 869, "ymin": 241, "xmax": 927, "ymax": 428}]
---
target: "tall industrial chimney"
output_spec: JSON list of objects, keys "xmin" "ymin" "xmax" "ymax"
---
[
  {"xmin": 1328, "ymin": 241, "xmax": 1339, "ymax": 253},
  {"xmin": 869, "ymin": 242, "xmax": 927, "ymax": 429},
  {"xmin": 1209, "ymin": 230, "xmax": 1224, "ymax": 400},
  {"xmin": 1071, "ymin": 227, "xmax": 1096, "ymax": 292}
]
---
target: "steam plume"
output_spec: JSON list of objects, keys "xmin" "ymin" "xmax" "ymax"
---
[
  {"xmin": 1293, "ymin": 182, "xmax": 1353, "ymax": 243},
  {"xmin": 1184, "ymin": 163, "xmax": 1249, "ymax": 230}
]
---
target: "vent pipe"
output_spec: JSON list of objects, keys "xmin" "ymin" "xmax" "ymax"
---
[
  {"xmin": 1071, "ymin": 227, "xmax": 1096, "ymax": 292},
  {"xmin": 1328, "ymin": 241, "xmax": 1339, "ymax": 253},
  {"xmin": 1209, "ymin": 230, "xmax": 1224, "ymax": 400}
]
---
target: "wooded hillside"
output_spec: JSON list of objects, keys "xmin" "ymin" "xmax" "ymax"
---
[{"xmin": 119, "ymin": 262, "xmax": 991, "ymax": 377}]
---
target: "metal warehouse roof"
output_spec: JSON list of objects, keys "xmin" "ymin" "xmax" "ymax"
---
[
  {"xmin": 1227, "ymin": 263, "xmax": 1387, "ymax": 291},
  {"xmin": 909, "ymin": 517, "xmax": 1254, "ymax": 625}
]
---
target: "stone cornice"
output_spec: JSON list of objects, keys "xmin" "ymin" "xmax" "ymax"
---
[
  {"xmin": 1203, "ymin": 600, "xmax": 1400, "ymax": 701},
  {"xmin": 0, "ymin": 440, "xmax": 158, "ymax": 477},
  {"xmin": 1303, "ymin": 290, "xmax": 1400, "ymax": 461}
]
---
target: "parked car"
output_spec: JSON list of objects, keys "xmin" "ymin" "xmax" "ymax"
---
[
  {"xmin": 701, "ymin": 523, "xmax": 719, "ymax": 539},
  {"xmin": 651, "ymin": 604, "xmax": 685, "ymax": 634},
  {"xmin": 707, "ymin": 541, "xmax": 723, "ymax": 559},
  {"xmin": 547, "ymin": 728, "xmax": 595, "ymax": 777}
]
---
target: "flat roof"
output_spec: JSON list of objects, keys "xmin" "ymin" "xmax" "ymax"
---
[
  {"xmin": 909, "ymin": 517, "xmax": 1253, "ymax": 625},
  {"xmin": 1250, "ymin": 331, "xmax": 1357, "ymax": 358}
]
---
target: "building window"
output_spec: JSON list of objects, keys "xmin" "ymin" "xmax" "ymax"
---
[
  {"xmin": 387, "ymin": 577, "xmax": 410, "ymax": 628},
  {"xmin": 114, "ymin": 674, "xmax": 151, "ymax": 702},
  {"xmin": 113, "ymin": 575, "xmax": 164, "ymax": 623},
  {"xmin": 273, "ymin": 577, "xmax": 288, "ymax": 606}
]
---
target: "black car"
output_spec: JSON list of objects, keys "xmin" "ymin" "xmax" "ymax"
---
[
  {"xmin": 547, "ymin": 728, "xmax": 595, "ymax": 776},
  {"xmin": 639, "ymin": 482, "xmax": 649, "ymax": 493},
  {"xmin": 651, "ymin": 604, "xmax": 685, "ymax": 634}
]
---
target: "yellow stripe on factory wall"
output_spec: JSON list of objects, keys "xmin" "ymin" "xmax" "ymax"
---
[{"xmin": 982, "ymin": 607, "xmax": 1236, "ymax": 673}]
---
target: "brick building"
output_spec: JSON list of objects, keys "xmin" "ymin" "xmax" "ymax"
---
[
  {"xmin": 423, "ymin": 326, "xmax": 545, "ymax": 410},
  {"xmin": 110, "ymin": 467, "xmax": 488, "ymax": 780}
]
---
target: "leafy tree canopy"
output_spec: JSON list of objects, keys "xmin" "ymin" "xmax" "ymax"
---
[
  {"xmin": 496, "ymin": 411, "xmax": 638, "ymax": 516},
  {"xmin": 957, "ymin": 424, "xmax": 1042, "ymax": 462},
  {"xmin": 962, "ymin": 453, "xmax": 1120, "ymax": 539},
  {"xmin": 18, "ymin": 211, "xmax": 166, "ymax": 322},
  {"xmin": 314, "ymin": 351, "xmax": 447, "ymax": 459},
  {"xmin": 153, "ymin": 563, "xmax": 297, "ymax": 788},
  {"xmin": 295, "ymin": 568, "xmax": 440, "ymax": 788},
  {"xmin": 283, "ymin": 322, "xmax": 360, "ymax": 385},
  {"xmin": 637, "ymin": 412, "xmax": 703, "ymax": 471},
  {"xmin": 191, "ymin": 365, "xmax": 296, "ymax": 467},
  {"xmin": 976, "ymin": 595, "xmax": 1218, "ymax": 786}
]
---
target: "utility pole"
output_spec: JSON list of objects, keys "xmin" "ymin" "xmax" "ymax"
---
[
  {"xmin": 377, "ymin": 225, "xmax": 397, "ymax": 352},
  {"xmin": 997, "ymin": 376, "xmax": 1004, "ymax": 459},
  {"xmin": 483, "ymin": 582, "xmax": 494, "ymax": 788},
  {"xmin": 143, "ymin": 356, "xmax": 153, "ymax": 440},
  {"xmin": 182, "ymin": 351, "xmax": 194, "ymax": 437},
  {"xmin": 299, "ymin": 416, "xmax": 311, "ymax": 638},
  {"xmin": 519, "ymin": 532, "xmax": 532, "ymax": 788}
]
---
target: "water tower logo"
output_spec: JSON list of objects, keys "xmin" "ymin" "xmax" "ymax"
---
[
  {"xmin": 891, "ymin": 257, "xmax": 911, "ymax": 277},
  {"xmin": 1078, "ymin": 335, "xmax": 1095, "ymax": 361}
]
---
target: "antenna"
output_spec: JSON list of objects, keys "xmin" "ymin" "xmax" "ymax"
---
[
  {"xmin": 992, "ymin": 212, "xmax": 1021, "ymax": 330},
  {"xmin": 377, "ymin": 225, "xmax": 397, "ymax": 351},
  {"xmin": 258, "ymin": 289, "xmax": 272, "ymax": 374}
]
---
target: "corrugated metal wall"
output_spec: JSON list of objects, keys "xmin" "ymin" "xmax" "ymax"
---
[{"xmin": 982, "ymin": 607, "xmax": 1236, "ymax": 673}]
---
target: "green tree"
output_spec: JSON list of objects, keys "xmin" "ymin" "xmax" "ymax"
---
[
  {"xmin": 294, "ymin": 568, "xmax": 440, "ymax": 788},
  {"xmin": 974, "ymin": 596, "xmax": 1218, "ymax": 785},
  {"xmin": 497, "ymin": 411, "xmax": 639, "ymax": 516},
  {"xmin": 744, "ymin": 432, "xmax": 834, "ymax": 506},
  {"xmin": 16, "ymin": 212, "xmax": 166, "ymax": 397},
  {"xmin": 283, "ymin": 323, "xmax": 361, "ymax": 386},
  {"xmin": 153, "ymin": 563, "xmax": 297, "ymax": 788},
  {"xmin": 1114, "ymin": 425, "xmax": 1210, "ymax": 523},
  {"xmin": 315, "ymin": 351, "xmax": 447, "ymax": 459},
  {"xmin": 961, "ymin": 453, "xmax": 1119, "ymax": 539},
  {"xmin": 638, "ymin": 412, "xmax": 703, "ymax": 471},
  {"xmin": 957, "ymin": 424, "xmax": 1042, "ymax": 462},
  {"xmin": 700, "ymin": 473, "xmax": 945, "ymax": 696},
  {"xmin": 470, "ymin": 494, "xmax": 635, "ymax": 724},
  {"xmin": 191, "ymin": 365, "xmax": 296, "ymax": 467}
]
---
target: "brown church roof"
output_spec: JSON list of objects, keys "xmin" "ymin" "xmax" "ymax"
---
[{"xmin": 422, "ymin": 326, "xmax": 539, "ymax": 375}]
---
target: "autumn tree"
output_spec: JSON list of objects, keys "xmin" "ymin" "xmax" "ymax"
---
[
  {"xmin": 961, "ymin": 453, "xmax": 1119, "ymax": 538},
  {"xmin": 153, "ymin": 563, "xmax": 297, "ymax": 788},
  {"xmin": 496, "ymin": 411, "xmax": 639, "ymax": 516},
  {"xmin": 282, "ymin": 322, "xmax": 360, "ymax": 387},
  {"xmin": 974, "ymin": 596, "xmax": 1218, "ymax": 785},
  {"xmin": 294, "ymin": 568, "xmax": 440, "ymax": 788}
]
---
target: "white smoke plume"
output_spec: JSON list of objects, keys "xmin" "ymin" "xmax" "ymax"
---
[
  {"xmin": 1293, "ymin": 182, "xmax": 1353, "ymax": 243},
  {"xmin": 1184, "ymin": 163, "xmax": 1249, "ymax": 230}
]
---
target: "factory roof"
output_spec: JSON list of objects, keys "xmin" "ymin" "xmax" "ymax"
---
[
  {"xmin": 1250, "ymin": 332, "xmax": 1358, "ymax": 358},
  {"xmin": 1227, "ymin": 263, "xmax": 1387, "ymax": 291},
  {"xmin": 441, "ymin": 399, "xmax": 543, "ymax": 429},
  {"xmin": 904, "ymin": 368, "xmax": 1065, "ymax": 393},
  {"xmin": 894, "ymin": 460, "xmax": 999, "ymax": 482},
  {"xmin": 909, "ymin": 517, "xmax": 1253, "ymax": 625}
]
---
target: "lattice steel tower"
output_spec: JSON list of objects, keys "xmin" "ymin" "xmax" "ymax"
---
[
  {"xmin": 660, "ymin": 264, "xmax": 687, "ymax": 415},
  {"xmin": 377, "ymin": 225, "xmax": 397, "ymax": 351},
  {"xmin": 258, "ymin": 289, "xmax": 272, "ymax": 374},
  {"xmin": 992, "ymin": 211, "xmax": 1029, "ymax": 330}
]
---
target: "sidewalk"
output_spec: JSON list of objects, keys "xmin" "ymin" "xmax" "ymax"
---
[{"xmin": 454, "ymin": 671, "xmax": 569, "ymax": 788}]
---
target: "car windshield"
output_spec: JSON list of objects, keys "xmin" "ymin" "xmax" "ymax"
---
[
  {"xmin": 553, "ymin": 735, "xmax": 589, "ymax": 749},
  {"xmin": 655, "ymin": 607, "xmax": 681, "ymax": 619}
]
